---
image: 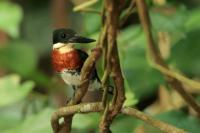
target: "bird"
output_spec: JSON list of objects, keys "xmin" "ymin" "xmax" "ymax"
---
[{"xmin": 51, "ymin": 28, "xmax": 102, "ymax": 95}]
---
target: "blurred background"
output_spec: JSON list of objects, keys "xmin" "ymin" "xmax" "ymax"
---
[{"xmin": 0, "ymin": 0, "xmax": 200, "ymax": 132}]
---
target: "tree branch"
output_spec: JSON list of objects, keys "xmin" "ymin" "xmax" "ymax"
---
[
  {"xmin": 73, "ymin": 8, "xmax": 101, "ymax": 15},
  {"xmin": 120, "ymin": 0, "xmax": 136, "ymax": 27},
  {"xmin": 52, "ymin": 103, "xmax": 187, "ymax": 133},
  {"xmin": 151, "ymin": 63, "xmax": 200, "ymax": 90},
  {"xmin": 73, "ymin": 0, "xmax": 98, "ymax": 12},
  {"xmin": 135, "ymin": 0, "xmax": 200, "ymax": 118},
  {"xmin": 122, "ymin": 107, "xmax": 187, "ymax": 133},
  {"xmin": 99, "ymin": 0, "xmax": 126, "ymax": 132}
]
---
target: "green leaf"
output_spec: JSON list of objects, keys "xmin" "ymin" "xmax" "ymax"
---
[
  {"xmin": 0, "ymin": 41, "xmax": 38, "ymax": 76},
  {"xmin": 156, "ymin": 110, "xmax": 200, "ymax": 133},
  {"xmin": 124, "ymin": 78, "xmax": 138, "ymax": 106},
  {"xmin": 81, "ymin": 1, "xmax": 101, "ymax": 35},
  {"xmin": 118, "ymin": 25, "xmax": 145, "ymax": 49},
  {"xmin": 141, "ymin": 110, "xmax": 200, "ymax": 133},
  {"xmin": 118, "ymin": 26, "xmax": 164, "ymax": 99},
  {"xmin": 185, "ymin": 8, "xmax": 200, "ymax": 32},
  {"xmin": 111, "ymin": 115, "xmax": 140, "ymax": 133},
  {"xmin": 150, "ymin": 5, "xmax": 186, "ymax": 33},
  {"xmin": 170, "ymin": 29, "xmax": 200, "ymax": 76},
  {"xmin": 0, "ymin": 105, "xmax": 23, "ymax": 131},
  {"xmin": 150, "ymin": 5, "xmax": 187, "ymax": 44},
  {"xmin": 0, "ymin": 74, "xmax": 34, "ymax": 107},
  {"xmin": 2, "ymin": 109, "xmax": 99, "ymax": 133},
  {"xmin": 0, "ymin": 1, "xmax": 23, "ymax": 38},
  {"xmin": 72, "ymin": 113, "xmax": 99, "ymax": 130},
  {"xmin": 2, "ymin": 108, "xmax": 53, "ymax": 133},
  {"xmin": 83, "ymin": 13, "xmax": 101, "ymax": 35}
]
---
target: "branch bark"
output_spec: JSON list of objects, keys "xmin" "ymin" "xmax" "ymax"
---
[
  {"xmin": 52, "ymin": 103, "xmax": 187, "ymax": 133},
  {"xmin": 99, "ymin": 0, "xmax": 126, "ymax": 132}
]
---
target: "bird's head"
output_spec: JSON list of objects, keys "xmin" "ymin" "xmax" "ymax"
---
[{"xmin": 53, "ymin": 28, "xmax": 95, "ymax": 50}]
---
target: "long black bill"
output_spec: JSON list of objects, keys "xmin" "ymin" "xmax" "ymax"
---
[{"xmin": 68, "ymin": 36, "xmax": 96, "ymax": 43}]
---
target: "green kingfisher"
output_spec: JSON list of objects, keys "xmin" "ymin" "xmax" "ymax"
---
[{"xmin": 52, "ymin": 28, "xmax": 102, "ymax": 93}]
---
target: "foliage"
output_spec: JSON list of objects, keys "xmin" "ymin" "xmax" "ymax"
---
[
  {"xmin": 0, "ymin": 1, "xmax": 23, "ymax": 38},
  {"xmin": 0, "ymin": 106, "xmax": 23, "ymax": 132},
  {"xmin": 0, "ymin": 41, "xmax": 38, "ymax": 76},
  {"xmin": 111, "ymin": 115, "xmax": 140, "ymax": 133},
  {"xmin": 171, "ymin": 30, "xmax": 200, "ymax": 76},
  {"xmin": 0, "ymin": 0, "xmax": 200, "ymax": 133},
  {"xmin": 0, "ymin": 74, "xmax": 34, "ymax": 107},
  {"xmin": 142, "ymin": 110, "xmax": 200, "ymax": 133},
  {"xmin": 2, "ymin": 108, "xmax": 53, "ymax": 133}
]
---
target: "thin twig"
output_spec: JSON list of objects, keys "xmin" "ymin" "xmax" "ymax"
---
[
  {"xmin": 120, "ymin": 0, "xmax": 136, "ymax": 27},
  {"xmin": 135, "ymin": 0, "xmax": 200, "ymax": 118},
  {"xmin": 151, "ymin": 63, "xmax": 200, "ymax": 90},
  {"xmin": 73, "ymin": 0, "xmax": 98, "ymax": 12},
  {"xmin": 99, "ymin": 5, "xmax": 113, "ymax": 132},
  {"xmin": 99, "ymin": 105, "xmax": 111, "ymax": 133},
  {"xmin": 74, "ymin": 8, "xmax": 101, "ymax": 15},
  {"xmin": 101, "ymin": 27, "xmax": 110, "ymax": 107}
]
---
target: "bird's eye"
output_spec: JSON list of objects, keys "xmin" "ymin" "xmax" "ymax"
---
[{"xmin": 61, "ymin": 33, "xmax": 66, "ymax": 38}]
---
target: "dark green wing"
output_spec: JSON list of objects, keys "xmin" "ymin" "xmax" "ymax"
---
[{"xmin": 77, "ymin": 49, "xmax": 88, "ymax": 62}]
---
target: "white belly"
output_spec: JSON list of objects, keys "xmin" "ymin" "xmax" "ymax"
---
[
  {"xmin": 61, "ymin": 70, "xmax": 81, "ymax": 86},
  {"xmin": 61, "ymin": 69, "xmax": 102, "ymax": 90}
]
